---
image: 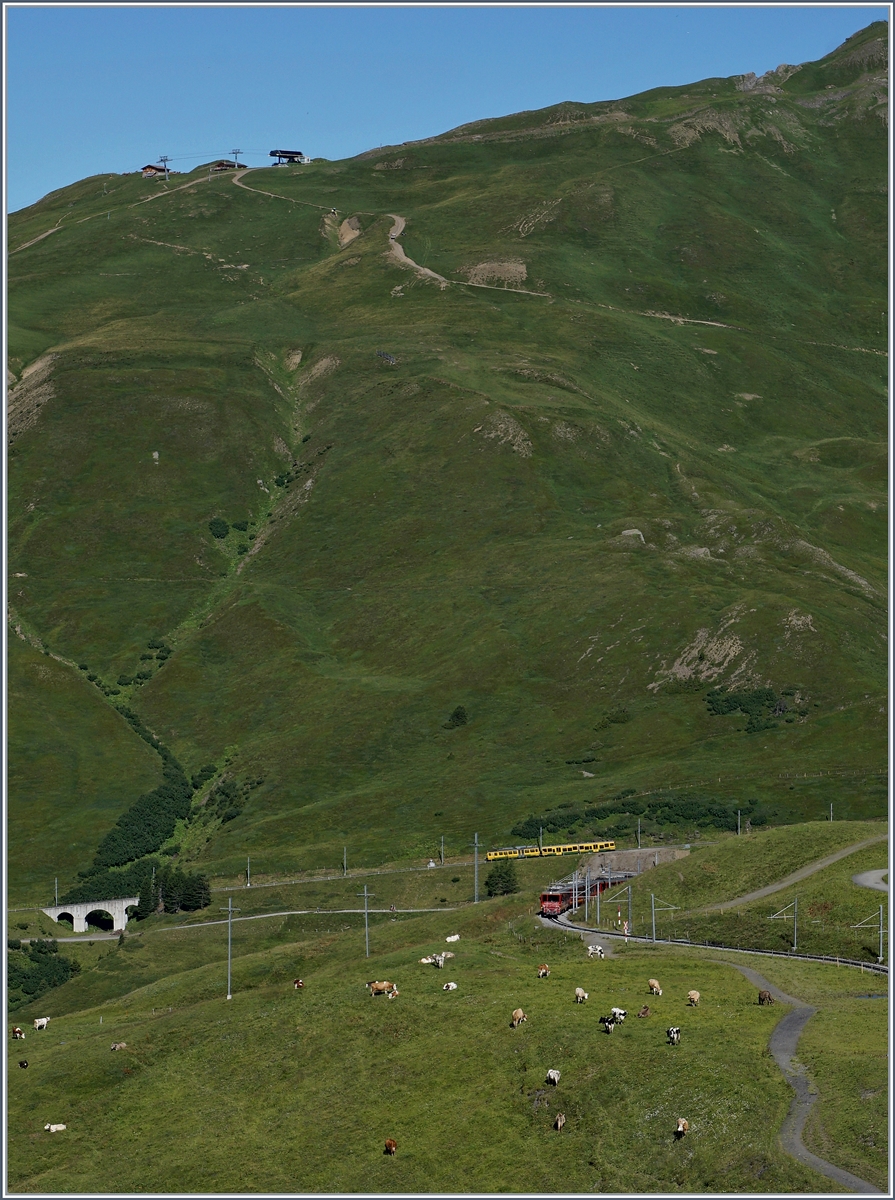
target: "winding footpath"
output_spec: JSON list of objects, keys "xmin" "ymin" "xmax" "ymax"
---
[
  {"xmin": 852, "ymin": 869, "xmax": 888, "ymax": 893},
  {"xmin": 712, "ymin": 960, "xmax": 882, "ymax": 1194}
]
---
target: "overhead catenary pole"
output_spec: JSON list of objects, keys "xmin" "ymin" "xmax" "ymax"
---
[
  {"xmin": 652, "ymin": 893, "xmax": 656, "ymax": 943},
  {"xmin": 637, "ymin": 818, "xmax": 641, "ymax": 850},
  {"xmin": 737, "ymin": 809, "xmax": 741, "ymax": 836},
  {"xmin": 219, "ymin": 896, "xmax": 241, "ymax": 999},
  {"xmin": 343, "ymin": 846, "xmax": 347, "ymax": 877},
  {"xmin": 246, "ymin": 856, "xmax": 251, "ymax": 887},
  {"xmin": 628, "ymin": 884, "xmax": 632, "ymax": 934},
  {"xmin": 356, "ymin": 885, "xmax": 374, "ymax": 957},
  {"xmin": 231, "ymin": 148, "xmax": 242, "ymax": 168},
  {"xmin": 584, "ymin": 866, "xmax": 590, "ymax": 922},
  {"xmin": 474, "ymin": 833, "xmax": 479, "ymax": 903},
  {"xmin": 54, "ymin": 877, "xmax": 58, "ymax": 905},
  {"xmin": 793, "ymin": 895, "xmax": 798, "ymax": 950},
  {"xmin": 440, "ymin": 835, "xmax": 444, "ymax": 866},
  {"xmin": 159, "ymin": 154, "xmax": 170, "ymax": 181}
]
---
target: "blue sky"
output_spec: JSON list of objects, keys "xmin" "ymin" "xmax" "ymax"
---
[{"xmin": 5, "ymin": 4, "xmax": 888, "ymax": 212}]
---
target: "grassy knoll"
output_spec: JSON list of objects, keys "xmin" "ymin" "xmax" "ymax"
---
[
  {"xmin": 8, "ymin": 890, "xmax": 860, "ymax": 1194},
  {"xmin": 7, "ymin": 29, "xmax": 887, "ymax": 910}
]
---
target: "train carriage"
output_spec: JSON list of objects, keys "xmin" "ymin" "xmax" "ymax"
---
[{"xmin": 485, "ymin": 839, "xmax": 615, "ymax": 862}]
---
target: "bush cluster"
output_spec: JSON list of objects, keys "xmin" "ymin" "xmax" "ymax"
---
[
  {"xmin": 511, "ymin": 793, "xmax": 775, "ymax": 841},
  {"xmin": 7, "ymin": 939, "xmax": 81, "ymax": 1009},
  {"xmin": 594, "ymin": 706, "xmax": 632, "ymax": 730},
  {"xmin": 485, "ymin": 859, "xmax": 520, "ymax": 897},
  {"xmin": 136, "ymin": 862, "xmax": 211, "ymax": 916},
  {"xmin": 704, "ymin": 686, "xmax": 805, "ymax": 733},
  {"xmin": 88, "ymin": 706, "xmax": 193, "ymax": 869},
  {"xmin": 443, "ymin": 705, "xmax": 468, "ymax": 729},
  {"xmin": 61, "ymin": 858, "xmax": 160, "ymax": 904},
  {"xmin": 204, "ymin": 775, "xmax": 263, "ymax": 824},
  {"xmin": 209, "ymin": 517, "xmax": 229, "ymax": 539}
]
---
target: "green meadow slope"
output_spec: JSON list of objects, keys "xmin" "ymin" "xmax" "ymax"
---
[{"xmin": 7, "ymin": 23, "xmax": 888, "ymax": 903}]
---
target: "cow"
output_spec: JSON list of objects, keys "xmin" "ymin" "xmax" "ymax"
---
[
  {"xmin": 637, "ymin": 1005, "xmax": 651, "ymax": 1018},
  {"xmin": 293, "ymin": 979, "xmax": 304, "ymax": 989},
  {"xmin": 419, "ymin": 956, "xmax": 434, "ymax": 965},
  {"xmin": 44, "ymin": 1124, "xmax": 66, "ymax": 1133},
  {"xmin": 11, "ymin": 1027, "xmax": 25, "ymax": 1040},
  {"xmin": 667, "ymin": 1026, "xmax": 681, "ymax": 1046},
  {"xmin": 511, "ymin": 1008, "xmax": 527, "ymax": 1028},
  {"xmin": 446, "ymin": 935, "xmax": 460, "ymax": 942},
  {"xmin": 386, "ymin": 988, "xmax": 400, "ymax": 1000},
  {"xmin": 433, "ymin": 953, "xmax": 446, "ymax": 969},
  {"xmin": 587, "ymin": 944, "xmax": 604, "ymax": 959},
  {"xmin": 554, "ymin": 1112, "xmax": 566, "ymax": 1132},
  {"xmin": 687, "ymin": 990, "xmax": 700, "ymax": 1006},
  {"xmin": 610, "ymin": 1007, "xmax": 627, "ymax": 1023},
  {"xmin": 648, "ymin": 979, "xmax": 662, "ymax": 996},
  {"xmin": 599, "ymin": 1015, "xmax": 616, "ymax": 1034},
  {"xmin": 546, "ymin": 1069, "xmax": 561, "ymax": 1086},
  {"xmin": 574, "ymin": 988, "xmax": 588, "ymax": 1004},
  {"xmin": 18, "ymin": 1060, "xmax": 28, "ymax": 1069},
  {"xmin": 384, "ymin": 1139, "xmax": 397, "ymax": 1156},
  {"xmin": 758, "ymin": 990, "xmax": 774, "ymax": 1006},
  {"xmin": 443, "ymin": 982, "xmax": 458, "ymax": 991},
  {"xmin": 675, "ymin": 1118, "xmax": 689, "ymax": 1139},
  {"xmin": 367, "ymin": 981, "xmax": 397, "ymax": 997},
  {"xmin": 537, "ymin": 964, "xmax": 551, "ymax": 978},
  {"xmin": 442, "ymin": 951, "xmax": 455, "ymax": 959},
  {"xmin": 110, "ymin": 1042, "xmax": 127, "ymax": 1051},
  {"xmin": 33, "ymin": 1018, "xmax": 49, "ymax": 1031}
]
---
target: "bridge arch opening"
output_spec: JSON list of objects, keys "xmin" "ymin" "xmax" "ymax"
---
[
  {"xmin": 85, "ymin": 909, "xmax": 115, "ymax": 932},
  {"xmin": 55, "ymin": 912, "xmax": 75, "ymax": 931}
]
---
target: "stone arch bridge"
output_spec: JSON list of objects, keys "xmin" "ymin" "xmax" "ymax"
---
[{"xmin": 41, "ymin": 897, "xmax": 140, "ymax": 933}]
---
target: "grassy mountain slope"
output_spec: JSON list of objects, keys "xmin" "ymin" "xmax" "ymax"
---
[{"xmin": 7, "ymin": 23, "xmax": 888, "ymax": 903}]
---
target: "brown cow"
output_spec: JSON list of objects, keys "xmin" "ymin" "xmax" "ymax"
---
[
  {"xmin": 293, "ymin": 979, "xmax": 304, "ymax": 989},
  {"xmin": 367, "ymin": 981, "xmax": 397, "ymax": 997},
  {"xmin": 511, "ymin": 1008, "xmax": 527, "ymax": 1028},
  {"xmin": 554, "ymin": 1113, "xmax": 566, "ymax": 1132},
  {"xmin": 10, "ymin": 1026, "xmax": 24, "ymax": 1040},
  {"xmin": 637, "ymin": 1005, "xmax": 651, "ymax": 1018},
  {"xmin": 675, "ymin": 1118, "xmax": 689, "ymax": 1139},
  {"xmin": 758, "ymin": 990, "xmax": 774, "ymax": 1006},
  {"xmin": 384, "ymin": 1139, "xmax": 397, "ymax": 1156},
  {"xmin": 537, "ymin": 964, "xmax": 550, "ymax": 978}
]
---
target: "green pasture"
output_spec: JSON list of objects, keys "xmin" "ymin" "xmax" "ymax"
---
[{"xmin": 10, "ymin": 888, "xmax": 882, "ymax": 1194}]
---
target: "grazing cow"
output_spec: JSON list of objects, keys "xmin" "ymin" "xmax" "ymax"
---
[
  {"xmin": 667, "ymin": 1026, "xmax": 681, "ymax": 1046},
  {"xmin": 419, "ymin": 956, "xmax": 434, "ymax": 965},
  {"xmin": 18, "ymin": 1060, "xmax": 28, "ymax": 1069},
  {"xmin": 574, "ymin": 988, "xmax": 588, "ymax": 1004},
  {"xmin": 610, "ymin": 1007, "xmax": 627, "ymax": 1023},
  {"xmin": 637, "ymin": 1005, "xmax": 651, "ymax": 1019},
  {"xmin": 537, "ymin": 964, "xmax": 550, "ymax": 978},
  {"xmin": 675, "ymin": 1118, "xmax": 689, "ymax": 1139},
  {"xmin": 599, "ymin": 1015, "xmax": 616, "ymax": 1034},
  {"xmin": 758, "ymin": 990, "xmax": 774, "ymax": 1006},
  {"xmin": 11, "ymin": 1027, "xmax": 25, "ymax": 1040},
  {"xmin": 110, "ymin": 1042, "xmax": 127, "ymax": 1051},
  {"xmin": 386, "ymin": 988, "xmax": 400, "ymax": 1000},
  {"xmin": 511, "ymin": 1008, "xmax": 527, "ymax": 1028},
  {"xmin": 446, "ymin": 935, "xmax": 460, "ymax": 943},
  {"xmin": 44, "ymin": 1124, "xmax": 66, "ymax": 1133},
  {"xmin": 648, "ymin": 979, "xmax": 662, "ymax": 996},
  {"xmin": 33, "ymin": 1018, "xmax": 49, "ymax": 1031},
  {"xmin": 587, "ymin": 944, "xmax": 604, "ymax": 960},
  {"xmin": 293, "ymin": 979, "xmax": 304, "ymax": 989},
  {"xmin": 433, "ymin": 953, "xmax": 446, "ymax": 969},
  {"xmin": 443, "ymin": 982, "xmax": 458, "ymax": 991},
  {"xmin": 384, "ymin": 1139, "xmax": 397, "ymax": 1156},
  {"xmin": 546, "ymin": 1069, "xmax": 561, "ymax": 1086},
  {"xmin": 442, "ymin": 951, "xmax": 455, "ymax": 959},
  {"xmin": 554, "ymin": 1112, "xmax": 566, "ymax": 1132},
  {"xmin": 687, "ymin": 990, "xmax": 700, "ymax": 1006},
  {"xmin": 367, "ymin": 981, "xmax": 397, "ymax": 997}
]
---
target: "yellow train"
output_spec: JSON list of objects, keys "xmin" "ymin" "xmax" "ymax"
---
[{"xmin": 485, "ymin": 839, "xmax": 615, "ymax": 862}]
